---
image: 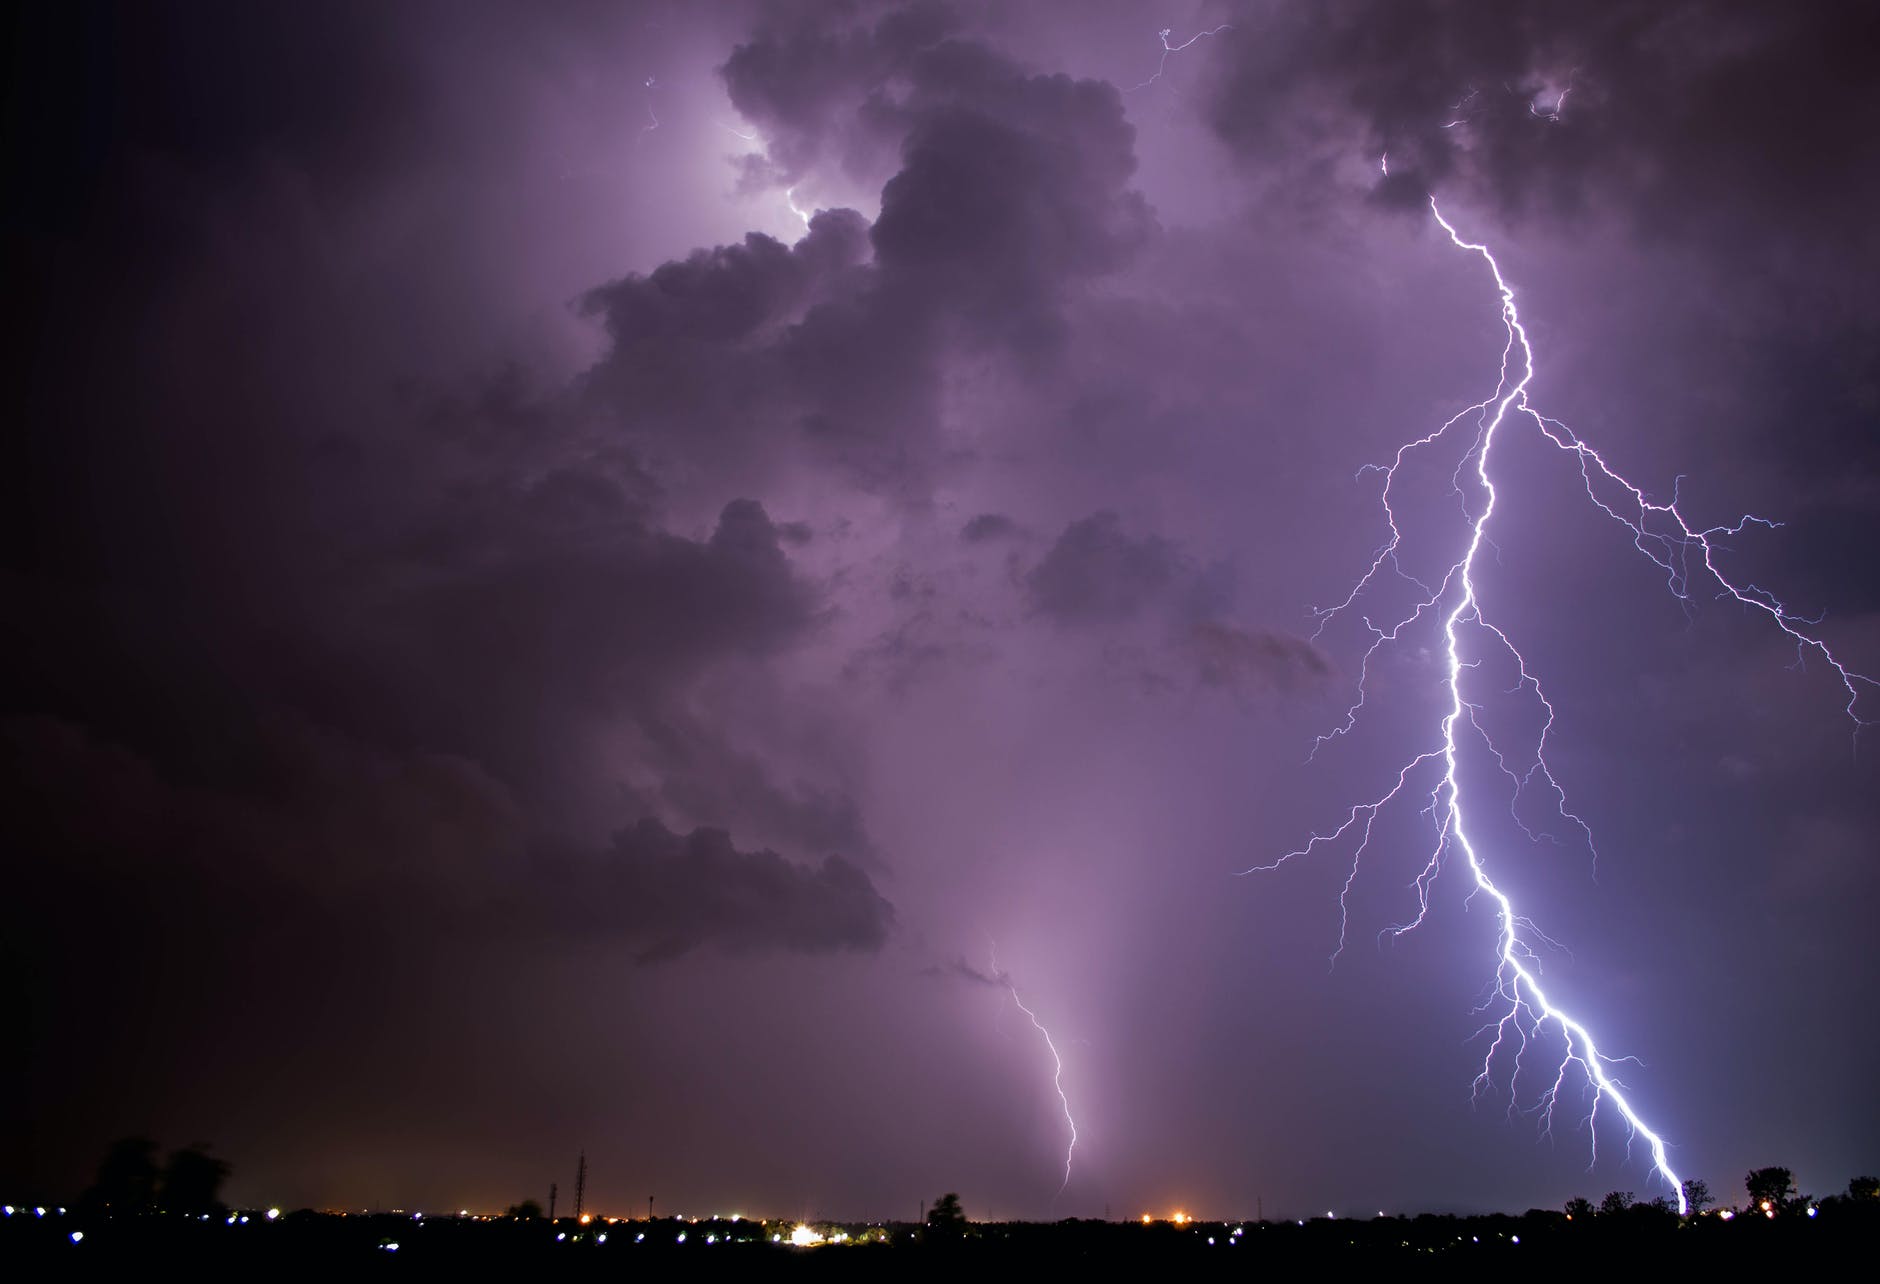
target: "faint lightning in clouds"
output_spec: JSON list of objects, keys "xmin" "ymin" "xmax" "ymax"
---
[
  {"xmin": 1126, "ymin": 24, "xmax": 1233, "ymax": 94},
  {"xmin": 641, "ymin": 76, "xmax": 660, "ymax": 133},
  {"xmin": 784, "ymin": 185, "xmax": 814, "ymax": 228},
  {"xmin": 1255, "ymin": 166, "xmax": 1875, "ymax": 1212}
]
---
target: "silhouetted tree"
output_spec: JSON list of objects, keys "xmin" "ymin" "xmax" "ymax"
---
[
  {"xmin": 1745, "ymin": 1167, "xmax": 1797, "ymax": 1214},
  {"xmin": 1563, "ymin": 1197, "xmax": 1594, "ymax": 1220},
  {"xmin": 1599, "ymin": 1190, "xmax": 1634, "ymax": 1216},
  {"xmin": 160, "ymin": 1144, "xmax": 229, "ymax": 1215},
  {"xmin": 84, "ymin": 1136, "xmax": 160, "ymax": 1215},
  {"xmin": 506, "ymin": 1200, "xmax": 543, "ymax": 1219},
  {"xmin": 926, "ymin": 1192, "xmax": 967, "ymax": 1240},
  {"xmin": 1848, "ymin": 1175, "xmax": 1879, "ymax": 1201},
  {"xmin": 1681, "ymin": 1178, "xmax": 1713, "ymax": 1216}
]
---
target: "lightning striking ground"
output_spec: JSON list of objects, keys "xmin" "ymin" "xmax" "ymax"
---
[
  {"xmin": 985, "ymin": 947, "xmax": 1079, "ymax": 1198},
  {"xmin": 1258, "ymin": 177, "xmax": 1876, "ymax": 1214},
  {"xmin": 1008, "ymin": 983, "xmax": 1078, "ymax": 1198}
]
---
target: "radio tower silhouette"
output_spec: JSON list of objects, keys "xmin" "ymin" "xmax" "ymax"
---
[{"xmin": 573, "ymin": 1151, "xmax": 587, "ymax": 1221}]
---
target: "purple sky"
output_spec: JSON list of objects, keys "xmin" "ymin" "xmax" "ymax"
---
[{"xmin": 7, "ymin": 1, "xmax": 1877, "ymax": 1220}]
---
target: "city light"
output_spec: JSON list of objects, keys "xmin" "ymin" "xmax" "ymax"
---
[{"xmin": 790, "ymin": 1224, "xmax": 824, "ymax": 1247}]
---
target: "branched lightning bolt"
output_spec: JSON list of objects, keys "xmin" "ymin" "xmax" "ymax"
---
[
  {"xmin": 1126, "ymin": 24, "xmax": 1233, "ymax": 94},
  {"xmin": 1256, "ymin": 177, "xmax": 1876, "ymax": 1214},
  {"xmin": 989, "ymin": 946, "xmax": 1078, "ymax": 1198}
]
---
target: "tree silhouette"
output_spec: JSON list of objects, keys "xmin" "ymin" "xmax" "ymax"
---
[
  {"xmin": 1599, "ymin": 1190, "xmax": 1635, "ymax": 1216},
  {"xmin": 926, "ymin": 1192, "xmax": 967, "ymax": 1240},
  {"xmin": 160, "ymin": 1144, "xmax": 230, "ymax": 1216},
  {"xmin": 1746, "ymin": 1166, "xmax": 1797, "ymax": 1214},
  {"xmin": 1563, "ymin": 1197, "xmax": 1594, "ymax": 1220},
  {"xmin": 1681, "ymin": 1178, "xmax": 1713, "ymax": 1216},
  {"xmin": 1848, "ymin": 1175, "xmax": 1879, "ymax": 1201},
  {"xmin": 83, "ymin": 1136, "xmax": 159, "ymax": 1215},
  {"xmin": 506, "ymin": 1200, "xmax": 543, "ymax": 1219}
]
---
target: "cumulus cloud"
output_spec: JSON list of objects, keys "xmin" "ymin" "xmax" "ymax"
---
[{"xmin": 573, "ymin": 14, "xmax": 1158, "ymax": 498}]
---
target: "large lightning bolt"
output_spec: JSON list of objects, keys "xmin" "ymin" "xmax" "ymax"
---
[{"xmin": 1255, "ymin": 173, "xmax": 1876, "ymax": 1214}]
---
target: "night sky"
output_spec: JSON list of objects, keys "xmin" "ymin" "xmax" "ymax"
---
[{"xmin": 6, "ymin": 1, "xmax": 1877, "ymax": 1221}]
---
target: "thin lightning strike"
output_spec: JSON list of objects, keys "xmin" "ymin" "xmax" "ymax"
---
[
  {"xmin": 640, "ymin": 77, "xmax": 660, "ymax": 133},
  {"xmin": 988, "ymin": 946, "xmax": 1078, "ymax": 1197},
  {"xmin": 1126, "ymin": 24, "xmax": 1233, "ymax": 94},
  {"xmin": 1008, "ymin": 983, "xmax": 1078, "ymax": 1198},
  {"xmin": 1262, "ymin": 171, "xmax": 1876, "ymax": 1214}
]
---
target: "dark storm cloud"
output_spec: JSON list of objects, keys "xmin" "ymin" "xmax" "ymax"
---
[
  {"xmin": 1026, "ymin": 511, "xmax": 1186, "ymax": 624},
  {"xmin": 1207, "ymin": 0, "xmax": 1880, "ymax": 248},
  {"xmin": 960, "ymin": 512, "xmax": 1019, "ymax": 542},
  {"xmin": 538, "ymin": 818, "xmax": 894, "ymax": 962},
  {"xmin": 1190, "ymin": 620, "xmax": 1331, "ymax": 694},
  {"xmin": 2, "ymin": 714, "xmax": 890, "ymax": 963},
  {"xmin": 3, "ymin": 0, "xmax": 890, "ymax": 979},
  {"xmin": 643, "ymin": 726, "xmax": 883, "ymax": 868}
]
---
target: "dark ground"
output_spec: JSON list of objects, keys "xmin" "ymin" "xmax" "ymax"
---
[{"xmin": 4, "ymin": 1203, "xmax": 1873, "ymax": 1274}]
